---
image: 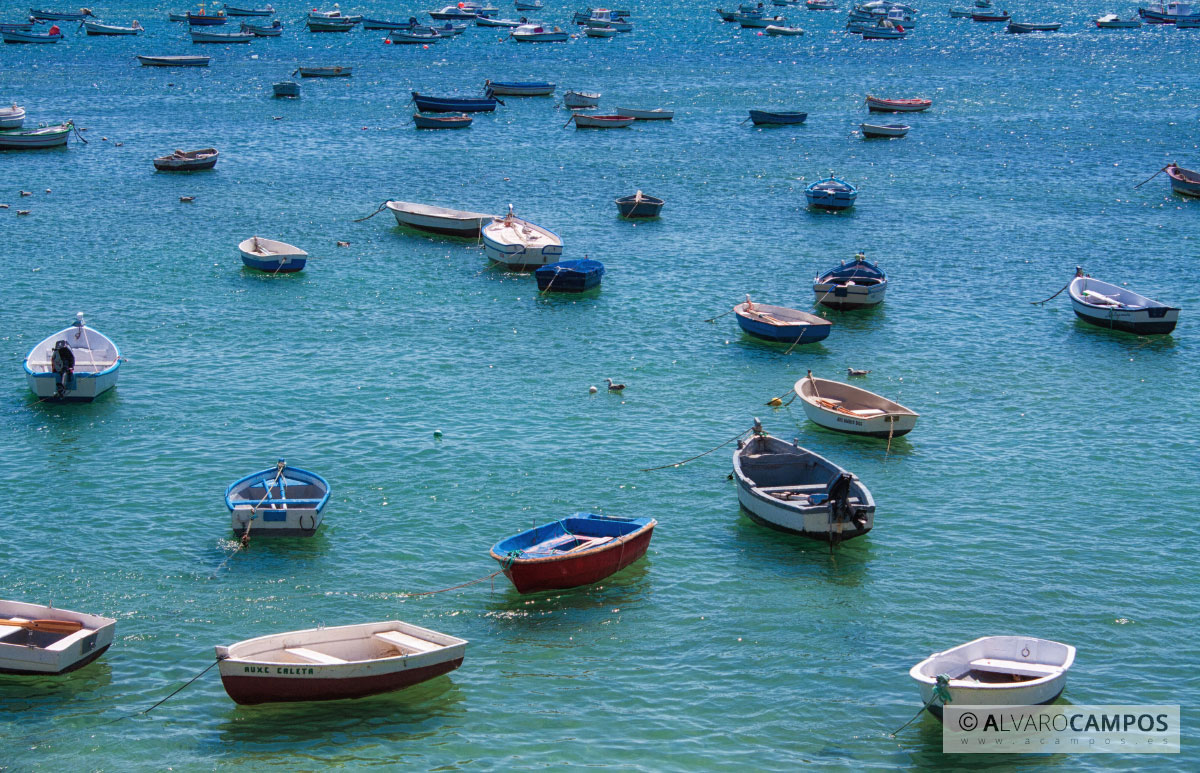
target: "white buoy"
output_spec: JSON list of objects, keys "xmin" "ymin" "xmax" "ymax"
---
[{"xmin": 589, "ymin": 386, "xmax": 598, "ymax": 394}]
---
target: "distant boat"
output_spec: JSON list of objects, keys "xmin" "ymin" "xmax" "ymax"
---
[
  {"xmin": 515, "ymin": 0, "xmax": 543, "ymax": 8},
  {"xmin": 765, "ymin": 23, "xmax": 805, "ymax": 33},
  {"xmin": 733, "ymin": 427, "xmax": 875, "ymax": 541},
  {"xmin": 477, "ymin": 15, "xmax": 523, "ymax": 26},
  {"xmin": 614, "ymin": 106, "xmax": 673, "ymax": 120},
  {"xmin": 226, "ymin": 460, "xmax": 330, "ymax": 537},
  {"xmin": 428, "ymin": 21, "xmax": 468, "ymax": 34},
  {"xmin": 84, "ymin": 20, "xmax": 144, "ymax": 35},
  {"xmin": 569, "ymin": 113, "xmax": 636, "ymax": 128},
  {"xmin": 861, "ymin": 20, "xmax": 907, "ymax": 37},
  {"xmin": 482, "ymin": 206, "xmax": 563, "ymax": 269},
  {"xmin": 865, "ymin": 95, "xmax": 931, "ymax": 112},
  {"xmin": 307, "ymin": 17, "xmax": 356, "ymax": 31},
  {"xmin": 0, "ymin": 121, "xmax": 73, "ymax": 149},
  {"xmin": 563, "ymin": 90, "xmax": 600, "ymax": 108},
  {"xmin": 737, "ymin": 13, "xmax": 787, "ymax": 27},
  {"xmin": 748, "ymin": 109, "xmax": 807, "ymax": 125},
  {"xmin": 223, "ymin": 4, "xmax": 275, "ymax": 16},
  {"xmin": 615, "ymin": 190, "xmax": 665, "ymax": 218},
  {"xmin": 585, "ymin": 24, "xmax": 617, "ymax": 35},
  {"xmin": 860, "ymin": 122, "xmax": 909, "ymax": 137},
  {"xmin": 511, "ymin": 22, "xmax": 568, "ymax": 40},
  {"xmin": 191, "ymin": 28, "xmax": 253, "ymax": 41},
  {"xmin": 138, "ymin": 54, "xmax": 211, "ymax": 65},
  {"xmin": 1067, "ymin": 268, "xmax": 1180, "ymax": 335},
  {"xmin": 971, "ymin": 8, "xmax": 1010, "ymax": 20},
  {"xmin": 734, "ymin": 299, "xmax": 832, "ymax": 344},
  {"xmin": 241, "ymin": 20, "xmax": 282, "ymax": 35},
  {"xmin": 153, "ymin": 147, "xmax": 219, "ymax": 171},
  {"xmin": 362, "ymin": 17, "xmax": 421, "ymax": 29},
  {"xmin": 0, "ymin": 599, "xmax": 116, "ymax": 675},
  {"xmin": 238, "ymin": 236, "xmax": 308, "ymax": 272},
  {"xmin": 272, "ymin": 81, "xmax": 299, "ymax": 97},
  {"xmin": 910, "ymin": 637, "xmax": 1075, "ymax": 719},
  {"xmin": 414, "ymin": 111, "xmax": 473, "ymax": 128},
  {"xmin": 298, "ymin": 66, "xmax": 352, "ymax": 77},
  {"xmin": 0, "ymin": 22, "xmax": 35, "ymax": 32},
  {"xmin": 412, "ymin": 91, "xmax": 498, "ymax": 112},
  {"xmin": 23, "ymin": 313, "xmax": 121, "ymax": 401},
  {"xmin": 813, "ymin": 253, "xmax": 887, "ymax": 309},
  {"xmin": 29, "ymin": 8, "xmax": 93, "ymax": 20},
  {"xmin": 534, "ymin": 259, "xmax": 605, "ymax": 292},
  {"xmin": 806, "ymin": 0, "xmax": 837, "ymax": 7},
  {"xmin": 490, "ymin": 513, "xmax": 656, "ymax": 593},
  {"xmin": 389, "ymin": 28, "xmax": 440, "ymax": 42},
  {"xmin": 186, "ymin": 9, "xmax": 228, "ymax": 25},
  {"xmin": 1165, "ymin": 163, "xmax": 1200, "ymax": 196},
  {"xmin": 429, "ymin": 4, "xmax": 482, "ymax": 20},
  {"xmin": 0, "ymin": 104, "xmax": 25, "ymax": 130},
  {"xmin": 1176, "ymin": 14, "xmax": 1200, "ymax": 24},
  {"xmin": 1139, "ymin": 2, "xmax": 1200, "ymax": 23},
  {"xmin": 2, "ymin": 28, "xmax": 63, "ymax": 42},
  {"xmin": 216, "ymin": 622, "xmax": 467, "ymax": 705},
  {"xmin": 1007, "ymin": 20, "xmax": 1061, "ymax": 32},
  {"xmin": 167, "ymin": 12, "xmax": 189, "ymax": 22},
  {"xmin": 948, "ymin": 6, "xmax": 974, "ymax": 16},
  {"xmin": 1095, "ymin": 13, "xmax": 1142, "ymax": 27},
  {"xmin": 795, "ymin": 372, "xmax": 918, "ymax": 438},
  {"xmin": 806, "ymin": 176, "xmax": 857, "ymax": 210},
  {"xmin": 308, "ymin": 9, "xmax": 362, "ymax": 22},
  {"xmin": 385, "ymin": 201, "xmax": 495, "ymax": 237},
  {"xmin": 485, "ymin": 80, "xmax": 555, "ymax": 96}
]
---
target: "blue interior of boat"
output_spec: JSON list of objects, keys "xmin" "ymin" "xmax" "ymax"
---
[{"xmin": 492, "ymin": 513, "xmax": 652, "ymax": 557}]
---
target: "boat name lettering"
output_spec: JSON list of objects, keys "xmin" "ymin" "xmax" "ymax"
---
[
  {"xmin": 835, "ymin": 417, "xmax": 864, "ymax": 426},
  {"xmin": 275, "ymin": 666, "xmax": 315, "ymax": 675}
]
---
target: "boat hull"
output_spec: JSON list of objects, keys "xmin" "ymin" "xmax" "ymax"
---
[
  {"xmin": 299, "ymin": 67, "xmax": 352, "ymax": 77},
  {"xmin": 386, "ymin": 202, "xmax": 493, "ymax": 237},
  {"xmin": 860, "ymin": 123, "xmax": 909, "ymax": 138},
  {"xmin": 865, "ymin": 97, "xmax": 931, "ymax": 112},
  {"xmin": 273, "ymin": 81, "xmax": 300, "ymax": 97},
  {"xmin": 534, "ymin": 260, "xmax": 604, "ymax": 292},
  {"xmin": 0, "ymin": 600, "xmax": 117, "ymax": 674},
  {"xmin": 412, "ymin": 93, "xmax": 497, "ymax": 112},
  {"xmin": 153, "ymin": 157, "xmax": 218, "ymax": 171},
  {"xmin": 486, "ymin": 82, "xmax": 555, "ymax": 96},
  {"xmin": 798, "ymin": 400, "xmax": 916, "ymax": 437},
  {"xmin": 749, "ymin": 109, "xmax": 807, "ymax": 125},
  {"xmin": 220, "ymin": 656, "xmax": 464, "ymax": 704},
  {"xmin": 231, "ymin": 507, "xmax": 322, "ymax": 536},
  {"xmin": 491, "ymin": 516, "xmax": 655, "ymax": 594},
  {"xmin": 240, "ymin": 255, "xmax": 307, "ymax": 272},
  {"xmin": 615, "ymin": 195, "xmax": 664, "ymax": 218},
  {"xmin": 137, "ymin": 55, "xmax": 211, "ymax": 66},
  {"xmin": 1070, "ymin": 306, "xmax": 1178, "ymax": 335},
  {"xmin": 414, "ymin": 113, "xmax": 472, "ymax": 128},
  {"xmin": 0, "ymin": 126, "xmax": 70, "ymax": 149},
  {"xmin": 26, "ymin": 368, "xmax": 119, "ymax": 401},
  {"xmin": 1166, "ymin": 164, "xmax": 1200, "ymax": 197}
]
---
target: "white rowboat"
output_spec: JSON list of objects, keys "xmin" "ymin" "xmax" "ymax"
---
[
  {"xmin": 238, "ymin": 236, "xmax": 309, "ymax": 272},
  {"xmin": 0, "ymin": 104, "xmax": 26, "ymax": 130},
  {"xmin": 613, "ymin": 106, "xmax": 674, "ymax": 120},
  {"xmin": 23, "ymin": 313, "xmax": 121, "ymax": 401},
  {"xmin": 0, "ymin": 122, "xmax": 72, "ymax": 149},
  {"xmin": 482, "ymin": 206, "xmax": 563, "ymax": 269},
  {"xmin": 563, "ymin": 90, "xmax": 600, "ymax": 108},
  {"xmin": 0, "ymin": 599, "xmax": 116, "ymax": 675},
  {"xmin": 137, "ymin": 54, "xmax": 211, "ymax": 66},
  {"xmin": 385, "ymin": 201, "xmax": 495, "ymax": 237},
  {"xmin": 794, "ymin": 372, "xmax": 918, "ymax": 438}
]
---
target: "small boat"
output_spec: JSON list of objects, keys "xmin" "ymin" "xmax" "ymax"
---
[
  {"xmin": 272, "ymin": 80, "xmax": 299, "ymax": 97},
  {"xmin": 414, "ymin": 111, "xmax": 472, "ymax": 128},
  {"xmin": 733, "ymin": 426, "xmax": 875, "ymax": 541},
  {"xmin": 806, "ymin": 176, "xmax": 857, "ymax": 210},
  {"xmin": 614, "ymin": 190, "xmax": 665, "ymax": 218},
  {"xmin": 534, "ymin": 259, "xmax": 605, "ymax": 292},
  {"xmin": 485, "ymin": 80, "xmax": 555, "ymax": 96},
  {"xmin": 307, "ymin": 17, "xmax": 356, "ymax": 31},
  {"xmin": 569, "ymin": 113, "xmax": 636, "ymax": 128},
  {"xmin": 153, "ymin": 147, "xmax": 219, "ymax": 171},
  {"xmin": 563, "ymin": 90, "xmax": 600, "ymax": 108},
  {"xmin": 223, "ymin": 4, "xmax": 275, "ymax": 16},
  {"xmin": 807, "ymin": 0, "xmax": 837, "ymax": 7},
  {"xmin": 737, "ymin": 13, "xmax": 788, "ymax": 27},
  {"xmin": 748, "ymin": 109, "xmax": 807, "ymax": 125},
  {"xmin": 138, "ymin": 54, "xmax": 211, "ymax": 65},
  {"xmin": 29, "ymin": 8, "xmax": 93, "ymax": 20},
  {"xmin": 586, "ymin": 8, "xmax": 632, "ymax": 29},
  {"xmin": 429, "ymin": 4, "xmax": 482, "ymax": 20},
  {"xmin": 716, "ymin": 7, "xmax": 741, "ymax": 21},
  {"xmin": 1007, "ymin": 20, "xmax": 1061, "ymax": 32},
  {"xmin": 1095, "ymin": 12, "xmax": 1142, "ymax": 26},
  {"xmin": 733, "ymin": 299, "xmax": 832, "ymax": 344},
  {"xmin": 813, "ymin": 253, "xmax": 887, "ymax": 309},
  {"xmin": 191, "ymin": 28, "xmax": 253, "ymax": 41},
  {"xmin": 362, "ymin": 16, "xmax": 420, "ymax": 29},
  {"xmin": 412, "ymin": 92, "xmax": 498, "ymax": 113},
  {"xmin": 910, "ymin": 637, "xmax": 1075, "ymax": 719},
  {"xmin": 613, "ymin": 106, "xmax": 673, "ymax": 120},
  {"xmin": 226, "ymin": 460, "xmax": 330, "ymax": 537},
  {"xmin": 795, "ymin": 372, "xmax": 918, "ymax": 437},
  {"xmin": 585, "ymin": 24, "xmax": 617, "ymax": 36},
  {"xmin": 861, "ymin": 20, "xmax": 907, "ymax": 37},
  {"xmin": 477, "ymin": 15, "xmax": 523, "ymax": 26},
  {"xmin": 23, "ymin": 313, "xmax": 121, "ymax": 401},
  {"xmin": 389, "ymin": 28, "xmax": 440, "ymax": 42},
  {"xmin": 241, "ymin": 20, "xmax": 282, "ymax": 35},
  {"xmin": 0, "ymin": 22, "xmax": 36, "ymax": 32},
  {"xmin": 298, "ymin": 66, "xmax": 352, "ymax": 77},
  {"xmin": 308, "ymin": 9, "xmax": 362, "ymax": 22},
  {"xmin": 971, "ymin": 8, "xmax": 1009, "ymax": 20},
  {"xmin": 948, "ymin": 6, "xmax": 974, "ymax": 16},
  {"xmin": 386, "ymin": 201, "xmax": 495, "ymax": 236},
  {"xmin": 865, "ymin": 95, "xmax": 931, "ymax": 112},
  {"xmin": 765, "ymin": 23, "xmax": 805, "ymax": 33},
  {"xmin": 0, "ymin": 121, "xmax": 72, "ymax": 149},
  {"xmin": 515, "ymin": 0, "xmax": 542, "ymax": 8},
  {"xmin": 216, "ymin": 621, "xmax": 467, "ymax": 705},
  {"xmin": 1067, "ymin": 268, "xmax": 1180, "ymax": 335},
  {"xmin": 482, "ymin": 206, "xmax": 563, "ymax": 269},
  {"xmin": 0, "ymin": 104, "xmax": 25, "ymax": 130},
  {"xmin": 84, "ymin": 20, "xmax": 144, "ymax": 35},
  {"xmin": 238, "ymin": 236, "xmax": 308, "ymax": 272},
  {"xmin": 0, "ymin": 599, "xmax": 116, "ymax": 675},
  {"xmin": 186, "ymin": 9, "xmax": 228, "ymax": 25},
  {"xmin": 167, "ymin": 12, "xmax": 189, "ymax": 22},
  {"xmin": 1139, "ymin": 2, "xmax": 1200, "ymax": 23},
  {"xmin": 511, "ymin": 22, "xmax": 568, "ymax": 40},
  {"xmin": 1165, "ymin": 162, "xmax": 1200, "ymax": 197},
  {"xmin": 490, "ymin": 513, "xmax": 655, "ymax": 593},
  {"xmin": 2, "ymin": 28, "xmax": 64, "ymax": 42},
  {"xmin": 860, "ymin": 122, "xmax": 909, "ymax": 137}
]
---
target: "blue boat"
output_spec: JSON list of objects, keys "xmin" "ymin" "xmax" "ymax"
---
[
  {"xmin": 484, "ymin": 80, "xmax": 555, "ymax": 96},
  {"xmin": 1166, "ymin": 163, "xmax": 1200, "ymax": 197},
  {"xmin": 237, "ymin": 236, "xmax": 308, "ymax": 273},
  {"xmin": 534, "ymin": 259, "xmax": 605, "ymax": 292},
  {"xmin": 806, "ymin": 177, "xmax": 857, "ymax": 210},
  {"xmin": 749, "ymin": 109, "xmax": 807, "ymax": 125},
  {"xmin": 363, "ymin": 16, "xmax": 420, "ymax": 29},
  {"xmin": 614, "ymin": 191, "xmax": 664, "ymax": 218},
  {"xmin": 812, "ymin": 253, "xmax": 887, "ymax": 310},
  {"xmin": 734, "ymin": 300, "xmax": 832, "ymax": 344},
  {"xmin": 225, "ymin": 460, "xmax": 330, "ymax": 538},
  {"xmin": 413, "ymin": 112, "xmax": 472, "ymax": 128},
  {"xmin": 411, "ymin": 91, "xmax": 499, "ymax": 113},
  {"xmin": 272, "ymin": 81, "xmax": 300, "ymax": 98}
]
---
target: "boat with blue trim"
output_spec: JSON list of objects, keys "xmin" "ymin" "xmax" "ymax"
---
[
  {"xmin": 748, "ymin": 109, "xmax": 807, "ymax": 125},
  {"xmin": 29, "ymin": 8, "xmax": 93, "ymax": 20},
  {"xmin": 1067, "ymin": 268, "xmax": 1179, "ymax": 335},
  {"xmin": 226, "ymin": 460, "xmax": 330, "ymax": 537},
  {"xmin": 805, "ymin": 176, "xmax": 857, "ymax": 210},
  {"xmin": 1166, "ymin": 163, "xmax": 1200, "ymax": 197},
  {"xmin": 23, "ymin": 313, "xmax": 121, "ymax": 401},
  {"xmin": 734, "ymin": 299, "xmax": 832, "ymax": 344},
  {"xmin": 237, "ymin": 236, "xmax": 308, "ymax": 272},
  {"xmin": 2, "ymin": 27, "xmax": 64, "ymax": 42},
  {"xmin": 813, "ymin": 253, "xmax": 886, "ymax": 309},
  {"xmin": 414, "ymin": 111, "xmax": 472, "ymax": 128},
  {"xmin": 482, "ymin": 206, "xmax": 563, "ymax": 269},
  {"xmin": 534, "ymin": 259, "xmax": 605, "ymax": 292},
  {"xmin": 223, "ymin": 3, "xmax": 275, "ymax": 16},
  {"xmin": 484, "ymin": 80, "xmax": 555, "ymax": 96},
  {"xmin": 0, "ymin": 121, "xmax": 73, "ymax": 148},
  {"xmin": 411, "ymin": 91, "xmax": 499, "ymax": 112}
]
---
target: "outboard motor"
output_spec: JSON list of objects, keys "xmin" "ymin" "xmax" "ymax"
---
[
  {"xmin": 50, "ymin": 340, "xmax": 75, "ymax": 396},
  {"xmin": 826, "ymin": 472, "xmax": 864, "ymax": 527}
]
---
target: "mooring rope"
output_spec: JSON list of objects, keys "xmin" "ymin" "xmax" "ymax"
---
[
  {"xmin": 1132, "ymin": 164, "xmax": 1168, "ymax": 190},
  {"xmin": 401, "ymin": 570, "xmax": 504, "ymax": 597},
  {"xmin": 1030, "ymin": 278, "xmax": 1072, "ymax": 305},
  {"xmin": 891, "ymin": 675, "xmax": 952, "ymax": 736},
  {"xmin": 352, "ymin": 201, "xmax": 388, "ymax": 222},
  {"xmin": 640, "ymin": 428, "xmax": 751, "ymax": 472}
]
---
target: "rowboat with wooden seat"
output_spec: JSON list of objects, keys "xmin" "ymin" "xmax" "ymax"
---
[
  {"xmin": 860, "ymin": 122, "xmax": 909, "ymax": 138},
  {"xmin": 795, "ymin": 371, "xmax": 918, "ymax": 437},
  {"xmin": 813, "ymin": 252, "xmax": 887, "ymax": 309},
  {"xmin": 534, "ymin": 259, "xmax": 605, "ymax": 292},
  {"xmin": 0, "ymin": 104, "xmax": 26, "ymax": 130},
  {"xmin": 485, "ymin": 80, "xmax": 555, "ymax": 96},
  {"xmin": 865, "ymin": 95, "xmax": 931, "ymax": 112},
  {"xmin": 215, "ymin": 621, "xmax": 468, "ymax": 704},
  {"xmin": 0, "ymin": 599, "xmax": 116, "ymax": 675},
  {"xmin": 1067, "ymin": 268, "xmax": 1180, "ymax": 335},
  {"xmin": 23, "ymin": 313, "xmax": 121, "ymax": 401},
  {"xmin": 225, "ymin": 460, "xmax": 330, "ymax": 537},
  {"xmin": 733, "ymin": 424, "xmax": 875, "ymax": 542},
  {"xmin": 238, "ymin": 236, "xmax": 308, "ymax": 272},
  {"xmin": 568, "ymin": 113, "xmax": 635, "ymax": 128},
  {"xmin": 615, "ymin": 190, "xmax": 664, "ymax": 218},
  {"xmin": 806, "ymin": 176, "xmax": 857, "ymax": 210},
  {"xmin": 910, "ymin": 636, "xmax": 1075, "ymax": 719},
  {"xmin": 748, "ymin": 109, "xmax": 807, "ymax": 125},
  {"xmin": 84, "ymin": 20, "xmax": 143, "ymax": 34},
  {"xmin": 482, "ymin": 205, "xmax": 563, "ymax": 269},
  {"xmin": 1165, "ymin": 162, "xmax": 1200, "ymax": 197},
  {"xmin": 137, "ymin": 54, "xmax": 211, "ymax": 65},
  {"xmin": 490, "ymin": 513, "xmax": 656, "ymax": 593},
  {"xmin": 153, "ymin": 147, "xmax": 218, "ymax": 170},
  {"xmin": 563, "ymin": 90, "xmax": 600, "ymax": 107},
  {"xmin": 413, "ymin": 111, "xmax": 472, "ymax": 128},
  {"xmin": 734, "ymin": 299, "xmax": 832, "ymax": 344},
  {"xmin": 385, "ymin": 200, "xmax": 495, "ymax": 237},
  {"xmin": 0, "ymin": 122, "xmax": 73, "ymax": 149}
]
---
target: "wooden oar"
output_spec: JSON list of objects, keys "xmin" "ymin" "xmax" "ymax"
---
[{"xmin": 0, "ymin": 618, "xmax": 84, "ymax": 634}]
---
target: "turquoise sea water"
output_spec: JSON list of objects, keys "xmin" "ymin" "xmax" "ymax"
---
[{"xmin": 1, "ymin": 3, "xmax": 1197, "ymax": 770}]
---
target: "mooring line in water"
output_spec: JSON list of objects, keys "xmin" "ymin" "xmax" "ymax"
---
[
  {"xmin": 1132, "ymin": 164, "xmax": 1168, "ymax": 190},
  {"xmin": 352, "ymin": 200, "xmax": 388, "ymax": 222},
  {"xmin": 401, "ymin": 570, "xmax": 503, "ymax": 597},
  {"xmin": 640, "ymin": 429, "xmax": 751, "ymax": 472},
  {"xmin": 890, "ymin": 675, "xmax": 952, "ymax": 736}
]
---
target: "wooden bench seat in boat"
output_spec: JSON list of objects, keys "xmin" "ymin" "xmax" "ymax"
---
[
  {"xmin": 374, "ymin": 630, "xmax": 440, "ymax": 654},
  {"xmin": 284, "ymin": 647, "xmax": 347, "ymax": 665},
  {"xmin": 846, "ymin": 408, "xmax": 887, "ymax": 418},
  {"xmin": 967, "ymin": 658, "xmax": 1061, "ymax": 678}
]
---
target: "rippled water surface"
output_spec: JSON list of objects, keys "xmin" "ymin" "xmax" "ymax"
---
[{"xmin": 1, "ymin": 2, "xmax": 1197, "ymax": 770}]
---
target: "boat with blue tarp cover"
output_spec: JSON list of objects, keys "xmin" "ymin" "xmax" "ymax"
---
[
  {"xmin": 225, "ymin": 459, "xmax": 330, "ymax": 537},
  {"xmin": 734, "ymin": 298, "xmax": 832, "ymax": 344},
  {"xmin": 412, "ymin": 92, "xmax": 499, "ymax": 112},
  {"xmin": 534, "ymin": 259, "xmax": 604, "ymax": 292},
  {"xmin": 813, "ymin": 252, "xmax": 887, "ymax": 310},
  {"xmin": 489, "ymin": 513, "xmax": 656, "ymax": 593}
]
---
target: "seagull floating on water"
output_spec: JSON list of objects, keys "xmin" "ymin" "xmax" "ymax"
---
[
  {"xmin": 17, "ymin": 210, "xmax": 31, "ymax": 216},
  {"xmin": 847, "ymin": 368, "xmax": 871, "ymax": 377},
  {"xmin": 19, "ymin": 191, "xmax": 31, "ymax": 197},
  {"xmin": 605, "ymin": 378, "xmax": 625, "ymax": 392},
  {"xmin": 336, "ymin": 241, "xmax": 350, "ymax": 247},
  {"xmin": 179, "ymin": 196, "xmax": 195, "ymax": 203}
]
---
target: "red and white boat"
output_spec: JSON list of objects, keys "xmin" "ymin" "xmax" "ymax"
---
[
  {"xmin": 865, "ymin": 95, "xmax": 932, "ymax": 112},
  {"xmin": 569, "ymin": 113, "xmax": 635, "ymax": 128},
  {"xmin": 215, "ymin": 621, "xmax": 468, "ymax": 704}
]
